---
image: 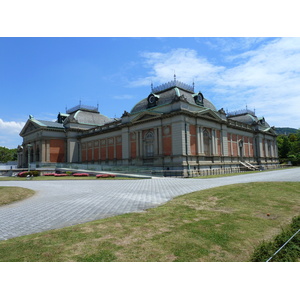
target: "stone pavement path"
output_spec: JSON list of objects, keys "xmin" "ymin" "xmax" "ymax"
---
[{"xmin": 0, "ymin": 168, "xmax": 300, "ymax": 240}]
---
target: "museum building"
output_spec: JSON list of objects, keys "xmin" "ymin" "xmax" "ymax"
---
[{"xmin": 18, "ymin": 78, "xmax": 279, "ymax": 175}]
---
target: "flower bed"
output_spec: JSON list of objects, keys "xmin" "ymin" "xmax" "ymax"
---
[
  {"xmin": 96, "ymin": 174, "xmax": 116, "ymax": 178},
  {"xmin": 18, "ymin": 171, "xmax": 39, "ymax": 177},
  {"xmin": 17, "ymin": 171, "xmax": 28, "ymax": 177},
  {"xmin": 54, "ymin": 173, "xmax": 69, "ymax": 177},
  {"xmin": 43, "ymin": 173, "xmax": 55, "ymax": 176},
  {"xmin": 73, "ymin": 173, "xmax": 89, "ymax": 177}
]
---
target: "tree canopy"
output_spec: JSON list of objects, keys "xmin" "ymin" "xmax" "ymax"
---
[
  {"xmin": 277, "ymin": 130, "xmax": 300, "ymax": 165},
  {"xmin": 0, "ymin": 147, "xmax": 17, "ymax": 163}
]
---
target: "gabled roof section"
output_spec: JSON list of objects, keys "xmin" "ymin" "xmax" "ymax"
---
[
  {"xmin": 131, "ymin": 111, "xmax": 162, "ymax": 123},
  {"xmin": 196, "ymin": 109, "xmax": 223, "ymax": 121},
  {"xmin": 35, "ymin": 119, "xmax": 65, "ymax": 129},
  {"xmin": 20, "ymin": 119, "xmax": 39, "ymax": 136},
  {"xmin": 20, "ymin": 117, "xmax": 64, "ymax": 137}
]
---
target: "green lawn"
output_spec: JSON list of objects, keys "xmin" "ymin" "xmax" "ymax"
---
[
  {"xmin": 0, "ymin": 187, "xmax": 35, "ymax": 206},
  {"xmin": 0, "ymin": 181, "xmax": 299, "ymax": 262}
]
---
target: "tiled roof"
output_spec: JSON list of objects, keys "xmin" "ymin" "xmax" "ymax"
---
[
  {"xmin": 130, "ymin": 86, "xmax": 217, "ymax": 114},
  {"xmin": 34, "ymin": 119, "xmax": 65, "ymax": 129},
  {"xmin": 68, "ymin": 110, "xmax": 113, "ymax": 126}
]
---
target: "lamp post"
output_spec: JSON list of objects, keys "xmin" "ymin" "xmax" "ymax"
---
[{"xmin": 27, "ymin": 143, "xmax": 32, "ymax": 172}]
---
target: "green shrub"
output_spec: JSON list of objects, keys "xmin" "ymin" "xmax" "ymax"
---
[{"xmin": 250, "ymin": 216, "xmax": 300, "ymax": 262}]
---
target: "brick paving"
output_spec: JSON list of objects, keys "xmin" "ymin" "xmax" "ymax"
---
[{"xmin": 0, "ymin": 168, "xmax": 300, "ymax": 240}]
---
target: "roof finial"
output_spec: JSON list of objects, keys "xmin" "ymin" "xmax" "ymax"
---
[
  {"xmin": 192, "ymin": 79, "xmax": 195, "ymax": 91},
  {"xmin": 151, "ymin": 81, "xmax": 153, "ymax": 91},
  {"xmin": 174, "ymin": 70, "xmax": 176, "ymax": 82}
]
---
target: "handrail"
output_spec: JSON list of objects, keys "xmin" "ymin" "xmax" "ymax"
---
[{"xmin": 266, "ymin": 229, "xmax": 300, "ymax": 262}]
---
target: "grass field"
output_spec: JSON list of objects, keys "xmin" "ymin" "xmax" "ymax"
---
[
  {"xmin": 0, "ymin": 181, "xmax": 299, "ymax": 262},
  {"xmin": 0, "ymin": 187, "xmax": 35, "ymax": 206}
]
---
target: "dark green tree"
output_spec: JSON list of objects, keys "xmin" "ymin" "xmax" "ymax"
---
[
  {"xmin": 277, "ymin": 129, "xmax": 300, "ymax": 165},
  {"xmin": 0, "ymin": 147, "xmax": 17, "ymax": 163}
]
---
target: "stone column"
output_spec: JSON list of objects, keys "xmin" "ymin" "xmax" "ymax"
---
[
  {"xmin": 212, "ymin": 129, "xmax": 216, "ymax": 155},
  {"xmin": 264, "ymin": 139, "xmax": 268, "ymax": 157},
  {"xmin": 41, "ymin": 140, "xmax": 46, "ymax": 163},
  {"xmin": 154, "ymin": 127, "xmax": 158, "ymax": 155},
  {"xmin": 46, "ymin": 140, "xmax": 50, "ymax": 162},
  {"xmin": 197, "ymin": 126, "xmax": 201, "ymax": 155},
  {"xmin": 121, "ymin": 128, "xmax": 129, "ymax": 162},
  {"xmin": 200, "ymin": 127, "xmax": 204, "ymax": 154},
  {"xmin": 185, "ymin": 123, "xmax": 190, "ymax": 155}
]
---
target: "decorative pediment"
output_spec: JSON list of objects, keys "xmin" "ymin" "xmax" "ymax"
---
[
  {"xmin": 196, "ymin": 109, "xmax": 223, "ymax": 121},
  {"xmin": 131, "ymin": 111, "xmax": 162, "ymax": 123},
  {"xmin": 19, "ymin": 119, "xmax": 43, "ymax": 136}
]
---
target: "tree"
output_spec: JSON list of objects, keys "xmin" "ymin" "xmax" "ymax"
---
[
  {"xmin": 277, "ymin": 135, "xmax": 290, "ymax": 158},
  {"xmin": 277, "ymin": 129, "xmax": 300, "ymax": 165},
  {"xmin": 0, "ymin": 147, "xmax": 17, "ymax": 163}
]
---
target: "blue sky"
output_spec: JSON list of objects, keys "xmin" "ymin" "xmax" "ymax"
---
[{"xmin": 1, "ymin": 37, "xmax": 300, "ymax": 148}]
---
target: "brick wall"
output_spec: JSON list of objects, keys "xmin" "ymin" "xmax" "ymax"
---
[{"xmin": 50, "ymin": 139, "xmax": 65, "ymax": 162}]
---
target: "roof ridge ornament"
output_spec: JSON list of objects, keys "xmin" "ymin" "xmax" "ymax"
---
[
  {"xmin": 227, "ymin": 108, "xmax": 256, "ymax": 117},
  {"xmin": 152, "ymin": 77, "xmax": 194, "ymax": 93},
  {"xmin": 66, "ymin": 104, "xmax": 99, "ymax": 114}
]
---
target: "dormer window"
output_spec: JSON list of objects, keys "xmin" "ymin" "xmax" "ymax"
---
[
  {"xmin": 57, "ymin": 113, "xmax": 69, "ymax": 124},
  {"xmin": 147, "ymin": 93, "xmax": 159, "ymax": 108},
  {"xmin": 193, "ymin": 92, "xmax": 204, "ymax": 106},
  {"xmin": 260, "ymin": 117, "xmax": 265, "ymax": 125}
]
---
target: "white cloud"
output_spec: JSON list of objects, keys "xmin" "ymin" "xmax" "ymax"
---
[
  {"xmin": 202, "ymin": 37, "xmax": 269, "ymax": 53},
  {"xmin": 0, "ymin": 119, "xmax": 25, "ymax": 134},
  {"xmin": 214, "ymin": 38, "xmax": 300, "ymax": 128},
  {"xmin": 0, "ymin": 118, "xmax": 25, "ymax": 148},
  {"xmin": 132, "ymin": 38, "xmax": 300, "ymax": 128},
  {"xmin": 131, "ymin": 48, "xmax": 224, "ymax": 87}
]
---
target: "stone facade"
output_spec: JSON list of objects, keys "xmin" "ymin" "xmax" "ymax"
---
[{"xmin": 18, "ymin": 79, "xmax": 279, "ymax": 175}]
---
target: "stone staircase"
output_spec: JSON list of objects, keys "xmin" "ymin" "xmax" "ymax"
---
[{"xmin": 240, "ymin": 161, "xmax": 259, "ymax": 171}]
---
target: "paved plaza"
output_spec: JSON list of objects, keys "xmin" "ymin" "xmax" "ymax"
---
[{"xmin": 1, "ymin": 168, "xmax": 300, "ymax": 240}]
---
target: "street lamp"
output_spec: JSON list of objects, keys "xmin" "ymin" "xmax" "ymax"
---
[{"xmin": 27, "ymin": 143, "xmax": 32, "ymax": 172}]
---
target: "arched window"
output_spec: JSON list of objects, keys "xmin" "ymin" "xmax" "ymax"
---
[
  {"xmin": 144, "ymin": 131, "xmax": 154, "ymax": 157},
  {"xmin": 203, "ymin": 129, "xmax": 211, "ymax": 156}
]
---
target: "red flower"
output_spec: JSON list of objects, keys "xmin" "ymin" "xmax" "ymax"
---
[
  {"xmin": 73, "ymin": 173, "xmax": 89, "ymax": 177},
  {"xmin": 96, "ymin": 174, "xmax": 115, "ymax": 178}
]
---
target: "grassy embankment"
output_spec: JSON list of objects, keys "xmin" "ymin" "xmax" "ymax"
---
[
  {"xmin": 0, "ymin": 181, "xmax": 299, "ymax": 262},
  {"xmin": 0, "ymin": 187, "xmax": 35, "ymax": 206}
]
